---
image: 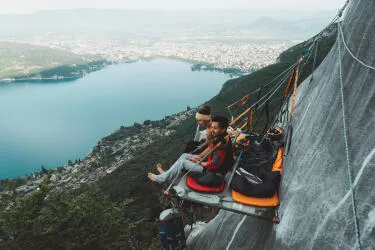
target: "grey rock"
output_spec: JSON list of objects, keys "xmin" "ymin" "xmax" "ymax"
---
[{"xmin": 189, "ymin": 1, "xmax": 375, "ymax": 249}]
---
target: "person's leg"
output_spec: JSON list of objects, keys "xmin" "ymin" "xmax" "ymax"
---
[
  {"xmin": 154, "ymin": 153, "xmax": 203, "ymax": 183},
  {"xmin": 156, "ymin": 163, "xmax": 164, "ymax": 174}
]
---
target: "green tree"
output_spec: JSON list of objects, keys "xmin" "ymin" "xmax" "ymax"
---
[{"xmin": 0, "ymin": 175, "xmax": 133, "ymax": 249}]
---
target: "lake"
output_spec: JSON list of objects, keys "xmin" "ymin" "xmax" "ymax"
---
[{"xmin": 0, "ymin": 59, "xmax": 231, "ymax": 179}]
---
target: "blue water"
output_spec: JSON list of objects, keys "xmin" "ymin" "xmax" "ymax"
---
[{"xmin": 0, "ymin": 59, "xmax": 231, "ymax": 179}]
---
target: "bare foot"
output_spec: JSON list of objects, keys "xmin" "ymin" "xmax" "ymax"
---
[
  {"xmin": 148, "ymin": 172, "xmax": 158, "ymax": 182},
  {"xmin": 156, "ymin": 163, "xmax": 164, "ymax": 174}
]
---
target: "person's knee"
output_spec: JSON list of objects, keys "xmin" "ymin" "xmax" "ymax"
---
[{"xmin": 179, "ymin": 153, "xmax": 193, "ymax": 161}]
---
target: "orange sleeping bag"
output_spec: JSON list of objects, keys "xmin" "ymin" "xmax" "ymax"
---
[{"xmin": 231, "ymin": 147, "xmax": 284, "ymax": 207}]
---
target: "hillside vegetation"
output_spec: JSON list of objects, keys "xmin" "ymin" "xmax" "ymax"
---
[
  {"xmin": 0, "ymin": 25, "xmax": 337, "ymax": 249},
  {"xmin": 0, "ymin": 42, "xmax": 102, "ymax": 79}
]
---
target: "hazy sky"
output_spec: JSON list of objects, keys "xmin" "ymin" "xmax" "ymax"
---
[{"xmin": 0, "ymin": 0, "xmax": 347, "ymax": 14}]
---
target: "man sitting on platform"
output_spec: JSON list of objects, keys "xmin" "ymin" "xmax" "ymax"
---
[{"xmin": 148, "ymin": 115, "xmax": 233, "ymax": 184}]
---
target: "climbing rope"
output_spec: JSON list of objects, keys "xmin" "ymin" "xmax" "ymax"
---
[
  {"xmin": 338, "ymin": 22, "xmax": 375, "ymax": 70},
  {"xmin": 311, "ymin": 0, "xmax": 348, "ymax": 42},
  {"xmin": 251, "ymin": 64, "xmax": 296, "ymax": 113},
  {"xmin": 310, "ymin": 40, "xmax": 319, "ymax": 83},
  {"xmin": 227, "ymin": 62, "xmax": 298, "ymax": 112},
  {"xmin": 298, "ymin": 40, "xmax": 316, "ymax": 81},
  {"xmin": 226, "ymin": 215, "xmax": 247, "ymax": 250},
  {"xmin": 227, "ymin": 89, "xmax": 261, "ymax": 121},
  {"xmin": 229, "ymin": 61, "xmax": 297, "ymax": 131},
  {"xmin": 230, "ymin": 61, "xmax": 298, "ymax": 94},
  {"xmin": 227, "ymin": 36, "xmax": 322, "ymax": 128},
  {"xmin": 229, "ymin": 78, "xmax": 282, "ymax": 127},
  {"xmin": 256, "ymin": 66, "xmax": 296, "ymax": 111},
  {"xmin": 303, "ymin": 41, "xmax": 314, "ymax": 66},
  {"xmin": 261, "ymin": 61, "xmax": 299, "ymax": 90},
  {"xmin": 337, "ymin": 21, "xmax": 362, "ymax": 250}
]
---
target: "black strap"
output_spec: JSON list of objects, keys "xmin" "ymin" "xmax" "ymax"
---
[
  {"xmin": 263, "ymin": 102, "xmax": 270, "ymax": 133},
  {"xmin": 285, "ymin": 125, "xmax": 293, "ymax": 155}
]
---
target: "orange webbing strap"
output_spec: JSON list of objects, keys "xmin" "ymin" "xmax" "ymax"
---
[
  {"xmin": 229, "ymin": 107, "xmax": 251, "ymax": 126},
  {"xmin": 227, "ymin": 95, "xmax": 247, "ymax": 109},
  {"xmin": 290, "ymin": 65, "xmax": 300, "ymax": 118},
  {"xmin": 241, "ymin": 94, "xmax": 250, "ymax": 106},
  {"xmin": 227, "ymin": 100, "xmax": 239, "ymax": 109},
  {"xmin": 234, "ymin": 94, "xmax": 251, "ymax": 116},
  {"xmin": 283, "ymin": 67, "xmax": 295, "ymax": 97},
  {"xmin": 227, "ymin": 90, "xmax": 256, "ymax": 109},
  {"xmin": 271, "ymin": 147, "xmax": 284, "ymax": 174},
  {"xmin": 239, "ymin": 120, "xmax": 248, "ymax": 130}
]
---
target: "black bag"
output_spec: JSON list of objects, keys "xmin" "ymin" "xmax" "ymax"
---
[
  {"xmin": 240, "ymin": 158, "xmax": 275, "ymax": 177},
  {"xmin": 231, "ymin": 171, "xmax": 281, "ymax": 198},
  {"xmin": 239, "ymin": 136, "xmax": 278, "ymax": 176}
]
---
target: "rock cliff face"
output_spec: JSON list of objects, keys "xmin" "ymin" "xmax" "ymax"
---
[{"xmin": 188, "ymin": 1, "xmax": 375, "ymax": 249}]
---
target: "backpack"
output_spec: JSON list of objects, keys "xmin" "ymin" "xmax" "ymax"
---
[
  {"xmin": 159, "ymin": 209, "xmax": 186, "ymax": 250},
  {"xmin": 231, "ymin": 171, "xmax": 281, "ymax": 198}
]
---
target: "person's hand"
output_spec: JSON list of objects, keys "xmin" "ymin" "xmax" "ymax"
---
[
  {"xmin": 188, "ymin": 156, "xmax": 202, "ymax": 163},
  {"xmin": 188, "ymin": 157, "xmax": 198, "ymax": 163},
  {"xmin": 206, "ymin": 131, "xmax": 214, "ymax": 141},
  {"xmin": 201, "ymin": 162, "xmax": 207, "ymax": 167}
]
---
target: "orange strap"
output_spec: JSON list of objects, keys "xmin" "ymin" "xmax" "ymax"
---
[
  {"xmin": 239, "ymin": 120, "xmax": 248, "ymax": 130},
  {"xmin": 290, "ymin": 65, "xmax": 299, "ymax": 118},
  {"xmin": 227, "ymin": 100, "xmax": 239, "ymax": 109},
  {"xmin": 229, "ymin": 107, "xmax": 251, "ymax": 126},
  {"xmin": 283, "ymin": 68, "xmax": 295, "ymax": 97},
  {"xmin": 241, "ymin": 94, "xmax": 250, "ymax": 106},
  {"xmin": 227, "ymin": 94, "xmax": 250, "ymax": 109},
  {"xmin": 227, "ymin": 96, "xmax": 245, "ymax": 109},
  {"xmin": 271, "ymin": 147, "xmax": 284, "ymax": 174},
  {"xmin": 233, "ymin": 94, "xmax": 251, "ymax": 116}
]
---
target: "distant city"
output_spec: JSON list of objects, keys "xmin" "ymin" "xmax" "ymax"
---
[
  {"xmin": 0, "ymin": 9, "xmax": 335, "ymax": 75},
  {"xmin": 14, "ymin": 34, "xmax": 295, "ymax": 74}
]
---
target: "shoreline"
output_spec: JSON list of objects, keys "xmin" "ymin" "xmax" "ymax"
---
[
  {"xmin": 0, "ymin": 57, "xmax": 244, "ymax": 182},
  {"xmin": 0, "ymin": 56, "xmax": 253, "ymax": 84},
  {"xmin": 137, "ymin": 56, "xmax": 252, "ymax": 76},
  {"xmin": 0, "ymin": 60, "xmax": 111, "ymax": 83}
]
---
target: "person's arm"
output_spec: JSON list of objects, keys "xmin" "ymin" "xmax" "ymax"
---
[
  {"xmin": 198, "ymin": 147, "xmax": 211, "ymax": 159},
  {"xmin": 204, "ymin": 149, "xmax": 227, "ymax": 170},
  {"xmin": 188, "ymin": 146, "xmax": 211, "ymax": 162}
]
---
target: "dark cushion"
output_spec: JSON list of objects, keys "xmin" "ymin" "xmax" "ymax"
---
[{"xmin": 186, "ymin": 175, "xmax": 225, "ymax": 193}]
